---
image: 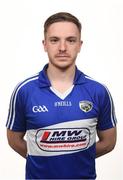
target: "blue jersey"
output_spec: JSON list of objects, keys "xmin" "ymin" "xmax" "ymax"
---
[{"xmin": 6, "ymin": 64, "xmax": 117, "ymax": 179}]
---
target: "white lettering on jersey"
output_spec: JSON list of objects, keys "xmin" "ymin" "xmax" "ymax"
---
[
  {"xmin": 32, "ymin": 105, "xmax": 48, "ymax": 113},
  {"xmin": 54, "ymin": 101, "xmax": 72, "ymax": 107}
]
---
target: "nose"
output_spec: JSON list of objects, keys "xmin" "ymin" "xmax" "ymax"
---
[{"xmin": 59, "ymin": 40, "xmax": 67, "ymax": 52}]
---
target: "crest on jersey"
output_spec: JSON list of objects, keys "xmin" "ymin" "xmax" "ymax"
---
[{"xmin": 79, "ymin": 101, "xmax": 93, "ymax": 112}]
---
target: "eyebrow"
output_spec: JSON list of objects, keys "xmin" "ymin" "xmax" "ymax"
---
[
  {"xmin": 49, "ymin": 36, "xmax": 59, "ymax": 39},
  {"xmin": 66, "ymin": 36, "xmax": 77, "ymax": 39},
  {"xmin": 49, "ymin": 36, "xmax": 77, "ymax": 39}
]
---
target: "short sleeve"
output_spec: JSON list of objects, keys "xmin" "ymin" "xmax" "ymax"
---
[
  {"xmin": 6, "ymin": 85, "xmax": 26, "ymax": 132},
  {"xmin": 97, "ymin": 86, "xmax": 117, "ymax": 130}
]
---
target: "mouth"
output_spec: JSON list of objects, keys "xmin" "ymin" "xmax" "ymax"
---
[{"xmin": 55, "ymin": 55, "xmax": 70, "ymax": 58}]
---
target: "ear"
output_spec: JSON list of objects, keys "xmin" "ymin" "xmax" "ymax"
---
[
  {"xmin": 42, "ymin": 40, "xmax": 47, "ymax": 52},
  {"xmin": 78, "ymin": 40, "xmax": 83, "ymax": 52},
  {"xmin": 81, "ymin": 40, "xmax": 83, "ymax": 45}
]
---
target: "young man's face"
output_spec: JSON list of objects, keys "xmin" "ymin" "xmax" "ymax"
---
[{"xmin": 43, "ymin": 22, "xmax": 82, "ymax": 69}]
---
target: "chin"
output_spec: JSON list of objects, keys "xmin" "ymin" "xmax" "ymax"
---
[{"xmin": 54, "ymin": 62, "xmax": 74, "ymax": 70}]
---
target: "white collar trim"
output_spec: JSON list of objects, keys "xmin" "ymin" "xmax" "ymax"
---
[{"xmin": 50, "ymin": 85, "xmax": 74, "ymax": 100}]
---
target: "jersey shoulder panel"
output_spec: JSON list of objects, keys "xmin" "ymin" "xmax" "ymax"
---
[{"xmin": 6, "ymin": 73, "xmax": 40, "ymax": 130}]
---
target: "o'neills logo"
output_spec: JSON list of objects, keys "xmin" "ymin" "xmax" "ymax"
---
[{"xmin": 35, "ymin": 128, "xmax": 90, "ymax": 152}]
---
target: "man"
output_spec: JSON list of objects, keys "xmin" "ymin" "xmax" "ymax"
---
[{"xmin": 6, "ymin": 12, "xmax": 117, "ymax": 179}]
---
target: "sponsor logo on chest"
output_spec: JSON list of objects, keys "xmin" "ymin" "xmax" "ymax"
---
[{"xmin": 35, "ymin": 128, "xmax": 90, "ymax": 152}]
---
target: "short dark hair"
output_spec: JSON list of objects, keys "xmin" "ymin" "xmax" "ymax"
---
[{"xmin": 44, "ymin": 12, "xmax": 82, "ymax": 34}]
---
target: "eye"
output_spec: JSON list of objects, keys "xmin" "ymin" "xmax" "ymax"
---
[
  {"xmin": 69, "ymin": 39, "xmax": 76, "ymax": 43},
  {"xmin": 67, "ymin": 38, "xmax": 77, "ymax": 44},
  {"xmin": 50, "ymin": 38, "xmax": 59, "ymax": 44}
]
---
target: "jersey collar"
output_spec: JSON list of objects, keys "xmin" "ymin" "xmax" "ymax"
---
[{"xmin": 38, "ymin": 64, "xmax": 86, "ymax": 88}]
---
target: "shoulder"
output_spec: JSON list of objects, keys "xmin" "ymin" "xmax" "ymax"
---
[
  {"xmin": 84, "ymin": 74, "xmax": 107, "ymax": 89},
  {"xmin": 12, "ymin": 73, "xmax": 39, "ymax": 96},
  {"xmin": 82, "ymin": 74, "xmax": 111, "ymax": 97},
  {"xmin": 76, "ymin": 68, "xmax": 110, "ymax": 96}
]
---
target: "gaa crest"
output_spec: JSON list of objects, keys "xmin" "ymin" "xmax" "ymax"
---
[{"xmin": 79, "ymin": 101, "xmax": 93, "ymax": 112}]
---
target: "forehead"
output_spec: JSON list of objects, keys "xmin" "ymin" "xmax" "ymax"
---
[{"xmin": 46, "ymin": 22, "xmax": 80, "ymax": 37}]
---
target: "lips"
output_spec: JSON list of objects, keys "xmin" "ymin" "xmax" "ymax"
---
[
  {"xmin": 56, "ymin": 56, "xmax": 69, "ymax": 58},
  {"xmin": 55, "ymin": 55, "xmax": 70, "ymax": 58}
]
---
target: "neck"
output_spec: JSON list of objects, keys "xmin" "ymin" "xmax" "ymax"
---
[
  {"xmin": 47, "ymin": 63, "xmax": 76, "ymax": 82},
  {"xmin": 46, "ymin": 63, "xmax": 76, "ymax": 93}
]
